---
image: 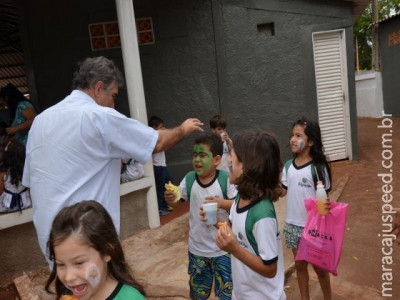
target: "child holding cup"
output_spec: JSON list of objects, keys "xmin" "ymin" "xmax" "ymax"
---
[
  {"xmin": 165, "ymin": 134, "xmax": 237, "ymax": 300},
  {"xmin": 215, "ymin": 131, "xmax": 286, "ymax": 299},
  {"xmin": 209, "ymin": 114, "xmax": 233, "ymax": 172}
]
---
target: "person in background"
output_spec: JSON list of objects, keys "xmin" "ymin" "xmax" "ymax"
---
[
  {"xmin": 0, "ymin": 83, "xmax": 36, "ymax": 146},
  {"xmin": 0, "ymin": 140, "xmax": 31, "ymax": 213},
  {"xmin": 120, "ymin": 158, "xmax": 145, "ymax": 183},
  {"xmin": 23, "ymin": 56, "xmax": 203, "ymax": 262},
  {"xmin": 149, "ymin": 116, "xmax": 174, "ymax": 216},
  {"xmin": 209, "ymin": 115, "xmax": 232, "ymax": 172},
  {"xmin": 45, "ymin": 200, "xmax": 146, "ymax": 299}
]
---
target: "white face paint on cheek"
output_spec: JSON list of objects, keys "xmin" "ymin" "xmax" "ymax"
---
[
  {"xmin": 297, "ymin": 139, "xmax": 305, "ymax": 150},
  {"xmin": 85, "ymin": 263, "xmax": 101, "ymax": 287}
]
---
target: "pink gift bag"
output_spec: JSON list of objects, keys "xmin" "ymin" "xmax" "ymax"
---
[{"xmin": 295, "ymin": 198, "xmax": 349, "ymax": 276}]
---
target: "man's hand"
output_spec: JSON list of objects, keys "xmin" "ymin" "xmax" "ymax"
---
[
  {"xmin": 180, "ymin": 118, "xmax": 204, "ymax": 136},
  {"xmin": 154, "ymin": 118, "xmax": 204, "ymax": 153}
]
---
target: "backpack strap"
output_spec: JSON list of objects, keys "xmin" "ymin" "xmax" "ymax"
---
[
  {"xmin": 185, "ymin": 170, "xmax": 229, "ymax": 201},
  {"xmin": 310, "ymin": 162, "xmax": 318, "ymax": 189},
  {"xmin": 284, "ymin": 159, "xmax": 293, "ymax": 174},
  {"xmin": 311, "ymin": 162, "xmax": 330, "ymax": 192},
  {"xmin": 217, "ymin": 170, "xmax": 229, "ymax": 199},
  {"xmin": 185, "ymin": 171, "xmax": 196, "ymax": 201}
]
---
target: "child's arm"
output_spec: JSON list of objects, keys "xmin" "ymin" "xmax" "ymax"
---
[
  {"xmin": 279, "ymin": 183, "xmax": 287, "ymax": 197},
  {"xmin": 221, "ymin": 132, "xmax": 233, "ymax": 149},
  {"xmin": 280, "ymin": 170, "xmax": 288, "ymax": 197},
  {"xmin": 216, "ymin": 224, "xmax": 277, "ymax": 278}
]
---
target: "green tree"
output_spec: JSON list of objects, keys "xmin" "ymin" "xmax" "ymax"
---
[{"xmin": 354, "ymin": 0, "xmax": 400, "ymax": 70}]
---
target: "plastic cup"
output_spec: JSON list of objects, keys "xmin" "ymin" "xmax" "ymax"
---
[{"xmin": 203, "ymin": 203, "xmax": 218, "ymax": 225}]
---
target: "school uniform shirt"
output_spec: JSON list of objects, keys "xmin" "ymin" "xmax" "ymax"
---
[
  {"xmin": 179, "ymin": 171, "xmax": 237, "ymax": 257},
  {"xmin": 121, "ymin": 159, "xmax": 144, "ymax": 182},
  {"xmin": 106, "ymin": 282, "xmax": 146, "ymax": 300},
  {"xmin": 281, "ymin": 160, "xmax": 330, "ymax": 227},
  {"xmin": 22, "ymin": 90, "xmax": 158, "ymax": 260},
  {"xmin": 229, "ymin": 196, "xmax": 286, "ymax": 300},
  {"xmin": 152, "ymin": 151, "xmax": 166, "ymax": 167},
  {"xmin": 217, "ymin": 141, "xmax": 230, "ymax": 172}
]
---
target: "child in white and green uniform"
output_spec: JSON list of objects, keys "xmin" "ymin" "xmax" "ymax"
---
[
  {"xmin": 215, "ymin": 131, "xmax": 286, "ymax": 300},
  {"xmin": 166, "ymin": 134, "xmax": 237, "ymax": 300}
]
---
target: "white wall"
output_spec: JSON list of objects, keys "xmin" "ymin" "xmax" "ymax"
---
[{"xmin": 355, "ymin": 71, "xmax": 384, "ymax": 118}]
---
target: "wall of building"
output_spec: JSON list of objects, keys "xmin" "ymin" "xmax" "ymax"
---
[
  {"xmin": 355, "ymin": 72, "xmax": 384, "ymax": 118},
  {"xmin": 379, "ymin": 17, "xmax": 400, "ymax": 117},
  {"xmin": 17, "ymin": 0, "xmax": 359, "ymax": 183},
  {"xmin": 134, "ymin": 0, "xmax": 220, "ymax": 181},
  {"xmin": 136, "ymin": 0, "xmax": 359, "ymax": 180},
  {"xmin": 17, "ymin": 0, "xmax": 130, "ymax": 115},
  {"xmin": 210, "ymin": 0, "xmax": 358, "ymax": 163}
]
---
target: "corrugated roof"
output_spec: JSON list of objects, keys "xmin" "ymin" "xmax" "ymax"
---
[
  {"xmin": 0, "ymin": 0, "xmax": 28, "ymax": 95},
  {"xmin": 379, "ymin": 11, "xmax": 400, "ymax": 24}
]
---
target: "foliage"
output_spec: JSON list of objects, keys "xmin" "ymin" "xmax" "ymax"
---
[{"xmin": 354, "ymin": 0, "xmax": 400, "ymax": 70}]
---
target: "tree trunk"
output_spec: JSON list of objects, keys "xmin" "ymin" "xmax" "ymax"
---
[{"xmin": 372, "ymin": 0, "xmax": 380, "ymax": 71}]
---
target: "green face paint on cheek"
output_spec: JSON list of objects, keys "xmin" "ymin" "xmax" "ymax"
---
[{"xmin": 192, "ymin": 145, "xmax": 213, "ymax": 175}]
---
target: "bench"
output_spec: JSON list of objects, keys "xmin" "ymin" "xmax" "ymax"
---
[{"xmin": 0, "ymin": 176, "xmax": 154, "ymax": 230}]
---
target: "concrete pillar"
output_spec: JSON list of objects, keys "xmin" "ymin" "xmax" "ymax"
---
[{"xmin": 115, "ymin": 0, "xmax": 160, "ymax": 228}]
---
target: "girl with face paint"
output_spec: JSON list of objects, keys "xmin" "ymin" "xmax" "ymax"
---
[
  {"xmin": 216, "ymin": 131, "xmax": 286, "ymax": 299},
  {"xmin": 280, "ymin": 118, "xmax": 332, "ymax": 300},
  {"xmin": 45, "ymin": 201, "xmax": 146, "ymax": 299}
]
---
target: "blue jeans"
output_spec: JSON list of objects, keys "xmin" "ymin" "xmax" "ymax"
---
[{"xmin": 153, "ymin": 165, "xmax": 172, "ymax": 211}]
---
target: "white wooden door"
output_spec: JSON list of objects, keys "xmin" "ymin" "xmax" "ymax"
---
[{"xmin": 312, "ymin": 30, "xmax": 351, "ymax": 161}]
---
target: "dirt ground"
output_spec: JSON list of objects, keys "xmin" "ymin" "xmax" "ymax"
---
[{"xmin": 1, "ymin": 117, "xmax": 399, "ymax": 299}]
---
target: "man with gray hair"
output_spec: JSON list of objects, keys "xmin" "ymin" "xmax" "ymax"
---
[{"xmin": 22, "ymin": 56, "xmax": 203, "ymax": 261}]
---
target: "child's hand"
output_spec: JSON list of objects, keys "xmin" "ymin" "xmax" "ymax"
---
[
  {"xmin": 199, "ymin": 205, "xmax": 223, "ymax": 226},
  {"xmin": 199, "ymin": 205, "xmax": 207, "ymax": 222},
  {"xmin": 164, "ymin": 189, "xmax": 176, "ymax": 204},
  {"xmin": 221, "ymin": 132, "xmax": 233, "ymax": 148},
  {"xmin": 325, "ymin": 198, "xmax": 331, "ymax": 212},
  {"xmin": 216, "ymin": 222, "xmax": 238, "ymax": 253},
  {"xmin": 205, "ymin": 195, "xmax": 220, "ymax": 207},
  {"xmin": 164, "ymin": 181, "xmax": 181, "ymax": 203}
]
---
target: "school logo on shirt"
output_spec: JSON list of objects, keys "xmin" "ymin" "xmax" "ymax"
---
[
  {"xmin": 298, "ymin": 177, "xmax": 312, "ymax": 188},
  {"xmin": 237, "ymin": 232, "xmax": 248, "ymax": 249}
]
